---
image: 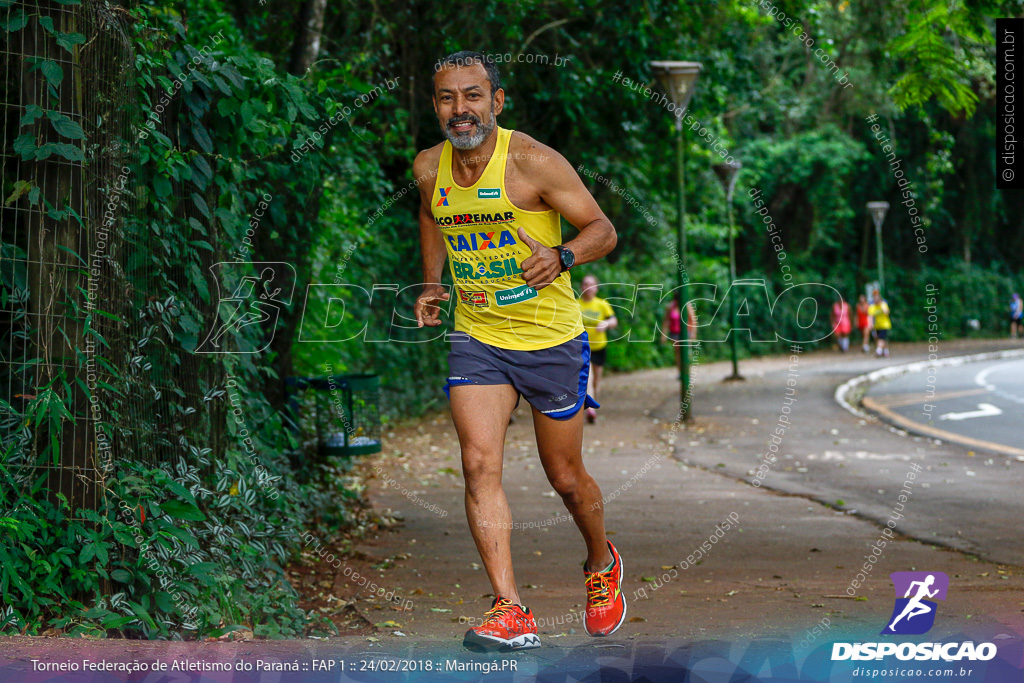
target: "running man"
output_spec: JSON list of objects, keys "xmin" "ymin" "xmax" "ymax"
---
[
  {"xmin": 662, "ymin": 298, "xmax": 683, "ymax": 367},
  {"xmin": 830, "ymin": 296, "xmax": 852, "ymax": 353},
  {"xmin": 888, "ymin": 574, "xmax": 939, "ymax": 631},
  {"xmin": 1010, "ymin": 293, "xmax": 1023, "ymax": 339},
  {"xmin": 578, "ymin": 275, "xmax": 617, "ymax": 423},
  {"xmin": 856, "ymin": 294, "xmax": 871, "ymax": 352},
  {"xmin": 868, "ymin": 289, "xmax": 892, "ymax": 358},
  {"xmin": 413, "ymin": 51, "xmax": 625, "ymax": 652}
]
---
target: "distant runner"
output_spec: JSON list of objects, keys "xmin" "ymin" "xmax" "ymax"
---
[
  {"xmin": 856, "ymin": 294, "xmax": 872, "ymax": 353},
  {"xmin": 1011, "ymin": 293, "xmax": 1023, "ymax": 340},
  {"xmin": 868, "ymin": 289, "xmax": 892, "ymax": 358},
  {"xmin": 831, "ymin": 296, "xmax": 852, "ymax": 353},
  {"xmin": 413, "ymin": 51, "xmax": 626, "ymax": 652},
  {"xmin": 578, "ymin": 275, "xmax": 617, "ymax": 423},
  {"xmin": 663, "ymin": 298, "xmax": 684, "ymax": 368}
]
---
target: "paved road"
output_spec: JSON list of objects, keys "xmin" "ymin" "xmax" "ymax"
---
[
  {"xmin": 657, "ymin": 339, "xmax": 1024, "ymax": 566},
  {"xmin": 865, "ymin": 356, "xmax": 1024, "ymax": 458},
  {"xmin": 333, "ymin": 339, "xmax": 1024, "ymax": 648},
  {"xmin": 4, "ymin": 343, "xmax": 1024, "ymax": 675}
]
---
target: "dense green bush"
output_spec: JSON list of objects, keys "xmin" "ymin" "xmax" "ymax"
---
[{"xmin": 0, "ymin": 0, "xmax": 365, "ymax": 638}]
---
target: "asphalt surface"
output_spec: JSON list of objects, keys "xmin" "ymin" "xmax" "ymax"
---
[
  {"xmin": 332, "ymin": 338, "xmax": 1024, "ymax": 644},
  {"xmin": 4, "ymin": 339, "xmax": 1024, "ymax": 679},
  {"xmin": 865, "ymin": 356, "xmax": 1024, "ymax": 457},
  {"xmin": 666, "ymin": 339, "xmax": 1024, "ymax": 566}
]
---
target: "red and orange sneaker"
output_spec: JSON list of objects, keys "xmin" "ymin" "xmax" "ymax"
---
[
  {"xmin": 583, "ymin": 540, "xmax": 627, "ymax": 636},
  {"xmin": 463, "ymin": 597, "xmax": 541, "ymax": 652}
]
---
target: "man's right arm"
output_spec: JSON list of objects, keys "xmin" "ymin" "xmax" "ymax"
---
[{"xmin": 413, "ymin": 149, "xmax": 450, "ymax": 327}]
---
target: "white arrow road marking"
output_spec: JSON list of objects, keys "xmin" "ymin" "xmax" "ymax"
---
[
  {"xmin": 974, "ymin": 360, "xmax": 1024, "ymax": 405},
  {"xmin": 938, "ymin": 403, "xmax": 1003, "ymax": 421}
]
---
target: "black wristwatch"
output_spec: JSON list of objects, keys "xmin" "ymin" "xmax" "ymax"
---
[{"xmin": 555, "ymin": 245, "xmax": 575, "ymax": 272}]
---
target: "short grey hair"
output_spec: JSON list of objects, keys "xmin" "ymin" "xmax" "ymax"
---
[{"xmin": 434, "ymin": 51, "xmax": 502, "ymax": 97}]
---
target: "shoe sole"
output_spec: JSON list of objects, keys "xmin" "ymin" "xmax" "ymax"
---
[
  {"xmin": 585, "ymin": 548, "xmax": 628, "ymax": 637},
  {"xmin": 463, "ymin": 630, "xmax": 541, "ymax": 653}
]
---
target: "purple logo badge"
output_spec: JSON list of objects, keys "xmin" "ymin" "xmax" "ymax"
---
[{"xmin": 882, "ymin": 571, "xmax": 949, "ymax": 635}]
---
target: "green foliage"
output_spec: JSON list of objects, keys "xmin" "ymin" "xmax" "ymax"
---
[
  {"xmin": 0, "ymin": 451, "xmax": 325, "ymax": 638},
  {"xmin": 888, "ymin": 1, "xmax": 991, "ymax": 117},
  {"xmin": 0, "ymin": 0, "xmax": 367, "ymax": 639},
  {"xmin": 3, "ymin": 0, "xmax": 1021, "ymax": 641}
]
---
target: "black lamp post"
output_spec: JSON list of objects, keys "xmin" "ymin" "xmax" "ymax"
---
[
  {"xmin": 867, "ymin": 201, "xmax": 889, "ymax": 294},
  {"xmin": 713, "ymin": 160, "xmax": 743, "ymax": 382},
  {"xmin": 650, "ymin": 60, "xmax": 703, "ymax": 420}
]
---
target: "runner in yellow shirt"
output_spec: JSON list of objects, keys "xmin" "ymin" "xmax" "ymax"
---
[
  {"xmin": 413, "ymin": 51, "xmax": 625, "ymax": 652},
  {"xmin": 868, "ymin": 289, "xmax": 892, "ymax": 358},
  {"xmin": 578, "ymin": 275, "xmax": 617, "ymax": 423}
]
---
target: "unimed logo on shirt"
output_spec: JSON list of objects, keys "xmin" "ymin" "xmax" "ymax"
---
[
  {"xmin": 478, "ymin": 188, "xmax": 501, "ymax": 199},
  {"xmin": 495, "ymin": 285, "xmax": 537, "ymax": 306}
]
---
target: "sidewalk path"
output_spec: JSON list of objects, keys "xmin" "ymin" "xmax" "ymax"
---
[
  {"xmin": 349, "ymin": 339, "xmax": 1024, "ymax": 649},
  {"xmin": 2, "ymin": 340, "xmax": 1023, "ymax": 670},
  {"xmin": 669, "ymin": 339, "xmax": 1024, "ymax": 566}
]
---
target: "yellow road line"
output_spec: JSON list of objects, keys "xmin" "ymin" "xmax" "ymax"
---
[
  {"xmin": 869, "ymin": 388, "xmax": 988, "ymax": 409},
  {"xmin": 861, "ymin": 396, "xmax": 1024, "ymax": 459}
]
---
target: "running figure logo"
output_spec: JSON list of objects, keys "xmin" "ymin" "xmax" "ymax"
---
[
  {"xmin": 881, "ymin": 571, "xmax": 949, "ymax": 635},
  {"xmin": 197, "ymin": 262, "xmax": 296, "ymax": 354}
]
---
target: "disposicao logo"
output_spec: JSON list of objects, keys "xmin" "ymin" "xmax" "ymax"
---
[
  {"xmin": 882, "ymin": 571, "xmax": 948, "ymax": 635},
  {"xmin": 831, "ymin": 571, "xmax": 996, "ymax": 663}
]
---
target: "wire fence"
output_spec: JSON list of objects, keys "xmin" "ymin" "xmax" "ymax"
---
[{"xmin": 1, "ymin": 0, "xmax": 224, "ymax": 518}]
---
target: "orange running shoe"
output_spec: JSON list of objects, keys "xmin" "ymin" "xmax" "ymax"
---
[
  {"xmin": 463, "ymin": 597, "xmax": 541, "ymax": 652},
  {"xmin": 583, "ymin": 540, "xmax": 627, "ymax": 636}
]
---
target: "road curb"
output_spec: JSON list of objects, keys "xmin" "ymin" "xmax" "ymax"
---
[{"xmin": 834, "ymin": 347, "xmax": 1024, "ymax": 452}]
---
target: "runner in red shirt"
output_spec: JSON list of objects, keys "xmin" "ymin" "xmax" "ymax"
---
[
  {"xmin": 856, "ymin": 294, "xmax": 871, "ymax": 353},
  {"xmin": 831, "ymin": 297, "xmax": 852, "ymax": 353},
  {"xmin": 662, "ymin": 299, "xmax": 683, "ymax": 369}
]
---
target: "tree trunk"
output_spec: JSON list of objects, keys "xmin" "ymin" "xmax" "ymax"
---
[
  {"xmin": 260, "ymin": 185, "xmax": 322, "ymax": 413},
  {"xmin": 288, "ymin": 0, "xmax": 328, "ymax": 76},
  {"xmin": 270, "ymin": 0, "xmax": 328, "ymax": 416}
]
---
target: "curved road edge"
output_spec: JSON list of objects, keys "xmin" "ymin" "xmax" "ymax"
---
[{"xmin": 834, "ymin": 347, "xmax": 1024, "ymax": 458}]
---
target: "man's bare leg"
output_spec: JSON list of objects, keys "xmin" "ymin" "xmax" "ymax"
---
[
  {"xmin": 533, "ymin": 408, "xmax": 613, "ymax": 572},
  {"xmin": 592, "ymin": 364, "xmax": 604, "ymax": 400},
  {"xmin": 450, "ymin": 384, "xmax": 522, "ymax": 605}
]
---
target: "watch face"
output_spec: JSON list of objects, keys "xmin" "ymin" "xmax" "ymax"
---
[{"xmin": 560, "ymin": 247, "xmax": 575, "ymax": 269}]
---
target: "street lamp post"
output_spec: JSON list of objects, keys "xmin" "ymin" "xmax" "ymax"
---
[
  {"xmin": 650, "ymin": 60, "xmax": 702, "ymax": 422},
  {"xmin": 867, "ymin": 201, "xmax": 889, "ymax": 295},
  {"xmin": 713, "ymin": 160, "xmax": 744, "ymax": 382}
]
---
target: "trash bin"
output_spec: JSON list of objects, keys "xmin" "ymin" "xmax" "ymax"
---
[{"xmin": 287, "ymin": 374, "xmax": 382, "ymax": 458}]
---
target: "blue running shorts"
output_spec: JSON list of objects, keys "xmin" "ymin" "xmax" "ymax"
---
[{"xmin": 443, "ymin": 331, "xmax": 600, "ymax": 420}]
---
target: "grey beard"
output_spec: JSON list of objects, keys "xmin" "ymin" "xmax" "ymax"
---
[{"xmin": 443, "ymin": 107, "xmax": 496, "ymax": 150}]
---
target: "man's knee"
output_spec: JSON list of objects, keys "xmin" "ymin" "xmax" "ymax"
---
[
  {"xmin": 462, "ymin": 448, "xmax": 502, "ymax": 488},
  {"xmin": 547, "ymin": 470, "xmax": 582, "ymax": 500}
]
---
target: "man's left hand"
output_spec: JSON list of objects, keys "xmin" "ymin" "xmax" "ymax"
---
[{"xmin": 518, "ymin": 227, "xmax": 562, "ymax": 290}]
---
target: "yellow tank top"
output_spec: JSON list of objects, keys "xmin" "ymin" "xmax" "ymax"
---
[{"xmin": 432, "ymin": 127, "xmax": 584, "ymax": 350}]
